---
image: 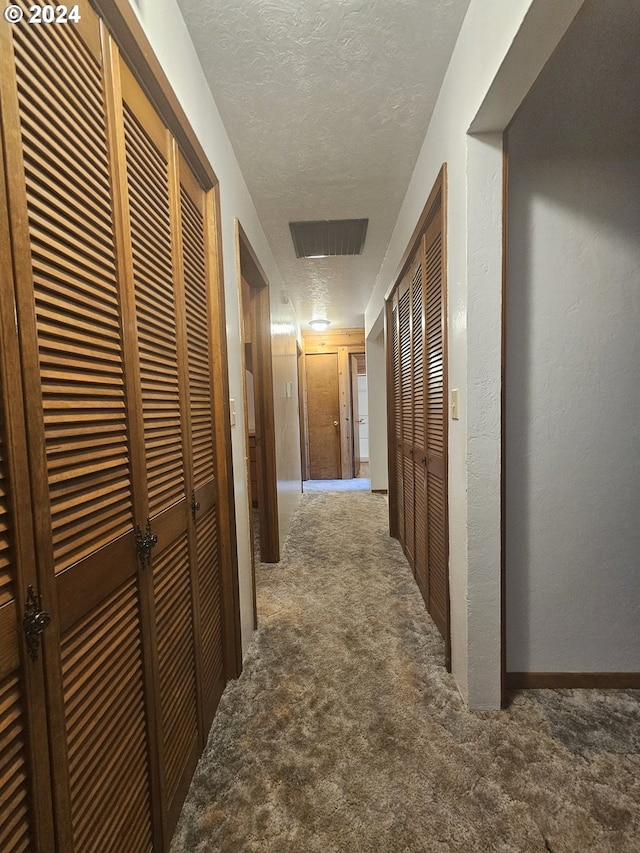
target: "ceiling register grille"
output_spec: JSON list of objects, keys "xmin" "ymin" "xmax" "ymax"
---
[{"xmin": 289, "ymin": 219, "xmax": 368, "ymax": 258}]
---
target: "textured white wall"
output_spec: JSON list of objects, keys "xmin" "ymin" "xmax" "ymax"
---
[
  {"xmin": 506, "ymin": 0, "xmax": 640, "ymax": 672},
  {"xmin": 132, "ymin": 0, "xmax": 301, "ymax": 655},
  {"xmin": 365, "ymin": 318, "xmax": 388, "ymax": 493},
  {"xmin": 365, "ymin": 0, "xmax": 585, "ymax": 706}
]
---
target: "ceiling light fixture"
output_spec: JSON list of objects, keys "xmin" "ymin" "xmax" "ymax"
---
[{"xmin": 309, "ymin": 319, "xmax": 330, "ymax": 332}]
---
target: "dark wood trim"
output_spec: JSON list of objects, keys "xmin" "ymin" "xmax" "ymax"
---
[
  {"xmin": 507, "ymin": 672, "xmax": 640, "ymax": 690},
  {"xmin": 236, "ymin": 221, "xmax": 280, "ymax": 565},
  {"xmin": 440, "ymin": 164, "xmax": 451, "ymax": 674},
  {"xmin": 90, "ymin": 0, "xmax": 217, "ymax": 190},
  {"xmin": 385, "ymin": 167, "xmax": 445, "ymax": 302},
  {"xmin": 500, "ymin": 135, "xmax": 509, "ymax": 708},
  {"xmin": 301, "ymin": 328, "xmax": 365, "ymax": 349},
  {"xmin": 371, "ymin": 489, "xmax": 388, "ymax": 495},
  {"xmin": 238, "ymin": 276, "xmax": 258, "ymax": 631},
  {"xmin": 238, "ymin": 221, "xmax": 270, "ymax": 291}
]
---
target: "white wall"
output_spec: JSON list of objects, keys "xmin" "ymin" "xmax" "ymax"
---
[
  {"xmin": 132, "ymin": 0, "xmax": 302, "ymax": 655},
  {"xmin": 357, "ymin": 375, "xmax": 369, "ymax": 461},
  {"xmin": 365, "ymin": 316, "xmax": 388, "ymax": 492},
  {"xmin": 365, "ymin": 0, "xmax": 585, "ymax": 706},
  {"xmin": 506, "ymin": 0, "xmax": 640, "ymax": 672}
]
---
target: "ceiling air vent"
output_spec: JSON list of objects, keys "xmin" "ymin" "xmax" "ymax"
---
[{"xmin": 289, "ymin": 219, "xmax": 368, "ymax": 258}]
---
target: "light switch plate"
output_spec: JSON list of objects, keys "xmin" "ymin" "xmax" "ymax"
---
[
  {"xmin": 230, "ymin": 398, "xmax": 236, "ymax": 427},
  {"xmin": 451, "ymin": 389, "xmax": 459, "ymax": 420}
]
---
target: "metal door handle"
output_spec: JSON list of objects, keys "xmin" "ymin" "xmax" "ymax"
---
[{"xmin": 333, "ymin": 421, "xmax": 339, "ymax": 428}]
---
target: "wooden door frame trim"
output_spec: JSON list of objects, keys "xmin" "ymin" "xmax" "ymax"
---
[
  {"xmin": 91, "ymin": 0, "xmax": 216, "ymax": 190},
  {"xmin": 301, "ymin": 330, "xmax": 365, "ymax": 481},
  {"xmin": 236, "ymin": 220, "xmax": 280, "ymax": 565},
  {"xmin": 386, "ymin": 167, "xmax": 445, "ymax": 302}
]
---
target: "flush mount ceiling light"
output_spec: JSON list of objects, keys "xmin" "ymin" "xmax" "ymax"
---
[
  {"xmin": 309, "ymin": 319, "xmax": 330, "ymax": 332},
  {"xmin": 289, "ymin": 219, "xmax": 368, "ymax": 259}
]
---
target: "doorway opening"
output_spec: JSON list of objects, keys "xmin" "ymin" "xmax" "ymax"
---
[
  {"xmin": 237, "ymin": 222, "xmax": 280, "ymax": 582},
  {"xmin": 299, "ymin": 328, "xmax": 368, "ymax": 490},
  {"xmin": 503, "ymin": 0, "xmax": 640, "ymax": 692}
]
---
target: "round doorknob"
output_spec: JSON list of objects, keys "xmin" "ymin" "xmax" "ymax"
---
[{"xmin": 333, "ymin": 421, "xmax": 339, "ymax": 427}]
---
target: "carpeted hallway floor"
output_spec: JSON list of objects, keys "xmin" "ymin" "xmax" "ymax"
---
[{"xmin": 170, "ymin": 489, "xmax": 640, "ymax": 852}]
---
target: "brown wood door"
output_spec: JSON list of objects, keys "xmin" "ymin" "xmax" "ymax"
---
[
  {"xmin": 306, "ymin": 352, "xmax": 341, "ymax": 478},
  {"xmin": 410, "ymin": 247, "xmax": 428, "ymax": 604},
  {"xmin": 388, "ymin": 293, "xmax": 404, "ymax": 538},
  {"xmin": 1, "ymin": 5, "xmax": 158, "ymax": 848},
  {"xmin": 177, "ymin": 153, "xmax": 226, "ymax": 731},
  {"xmin": 424, "ymin": 213, "xmax": 449, "ymax": 655},
  {"xmin": 399, "ymin": 276, "xmax": 415, "ymax": 564},
  {"xmin": 0, "ymin": 4, "xmax": 235, "ymax": 848},
  {"xmin": 119, "ymin": 61, "xmax": 201, "ymax": 833},
  {"xmin": 0, "ymin": 154, "xmax": 54, "ymax": 851},
  {"xmin": 386, "ymin": 171, "xmax": 449, "ymax": 667}
]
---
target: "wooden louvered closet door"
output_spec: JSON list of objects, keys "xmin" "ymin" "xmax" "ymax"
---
[
  {"xmin": 0, "ymin": 3, "xmax": 158, "ymax": 850},
  {"xmin": 0, "ymin": 154, "xmax": 54, "ymax": 852},
  {"xmin": 410, "ymin": 247, "xmax": 428, "ymax": 604},
  {"xmin": 387, "ymin": 176, "xmax": 448, "ymax": 665},
  {"xmin": 0, "ymin": 2, "xmax": 234, "ymax": 849},
  {"xmin": 389, "ymin": 293, "xmax": 404, "ymax": 538},
  {"xmin": 118, "ymin": 62, "xmax": 203, "ymax": 831},
  {"xmin": 424, "ymin": 214, "xmax": 449, "ymax": 648},
  {"xmin": 178, "ymin": 154, "xmax": 226, "ymax": 731},
  {"xmin": 398, "ymin": 276, "xmax": 414, "ymax": 563}
]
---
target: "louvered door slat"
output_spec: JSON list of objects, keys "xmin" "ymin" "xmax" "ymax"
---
[
  {"xmin": 403, "ymin": 453, "xmax": 415, "ymax": 563},
  {"xmin": 0, "ymin": 115, "xmax": 54, "ymax": 843},
  {"xmin": 424, "ymin": 218, "xmax": 448, "ymax": 647},
  {"xmin": 61, "ymin": 581, "xmax": 153, "ymax": 853},
  {"xmin": 153, "ymin": 532, "xmax": 198, "ymax": 802},
  {"xmin": 196, "ymin": 508, "xmax": 224, "ymax": 712},
  {"xmin": 179, "ymin": 157, "xmax": 226, "ymax": 735},
  {"xmin": 0, "ymin": 675, "xmax": 31, "ymax": 852},
  {"xmin": 181, "ymin": 184, "xmax": 216, "ymax": 487},
  {"xmin": 427, "ymin": 471, "xmax": 447, "ymax": 633},
  {"xmin": 399, "ymin": 286, "xmax": 412, "ymax": 445},
  {"xmin": 412, "ymin": 253, "xmax": 425, "ymax": 453},
  {"xmin": 4, "ymin": 6, "xmax": 158, "ymax": 849},
  {"xmin": 13, "ymin": 18, "xmax": 133, "ymax": 572},
  {"xmin": 123, "ymin": 105, "xmax": 184, "ymax": 516},
  {"xmin": 390, "ymin": 297, "xmax": 403, "ymax": 535}
]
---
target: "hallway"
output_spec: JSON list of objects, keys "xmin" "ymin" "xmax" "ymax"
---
[{"xmin": 170, "ymin": 489, "xmax": 640, "ymax": 852}]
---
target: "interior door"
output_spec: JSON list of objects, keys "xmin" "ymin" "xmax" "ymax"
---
[
  {"xmin": 424, "ymin": 213, "xmax": 449, "ymax": 657},
  {"xmin": 0, "ymin": 152, "xmax": 54, "ymax": 851},
  {"xmin": 306, "ymin": 352, "xmax": 341, "ymax": 479},
  {"xmin": 178, "ymin": 152, "xmax": 226, "ymax": 732},
  {"xmin": 410, "ymin": 245, "xmax": 428, "ymax": 604},
  {"xmin": 120, "ymin": 61, "xmax": 203, "ymax": 831},
  {"xmin": 389, "ymin": 293, "xmax": 404, "ymax": 537},
  {"xmin": 1, "ymin": 6, "xmax": 158, "ymax": 848},
  {"xmin": 399, "ymin": 276, "xmax": 415, "ymax": 565}
]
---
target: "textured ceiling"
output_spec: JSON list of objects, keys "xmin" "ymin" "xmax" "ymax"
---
[{"xmin": 175, "ymin": 0, "xmax": 472, "ymax": 329}]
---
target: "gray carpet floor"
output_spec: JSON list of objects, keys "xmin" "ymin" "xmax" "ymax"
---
[{"xmin": 171, "ymin": 490, "xmax": 640, "ymax": 852}]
